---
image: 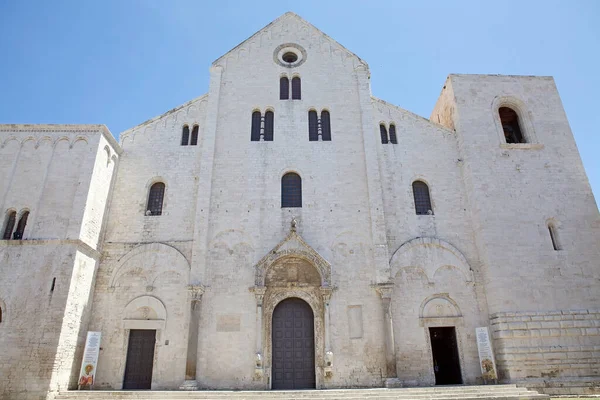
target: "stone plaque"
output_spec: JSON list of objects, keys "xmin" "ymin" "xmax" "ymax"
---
[
  {"xmin": 217, "ymin": 314, "xmax": 241, "ymax": 332},
  {"xmin": 347, "ymin": 305, "xmax": 363, "ymax": 339}
]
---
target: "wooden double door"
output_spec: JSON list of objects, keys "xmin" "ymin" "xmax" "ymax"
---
[
  {"xmin": 272, "ymin": 298, "xmax": 316, "ymax": 389},
  {"xmin": 123, "ymin": 329, "xmax": 156, "ymax": 389}
]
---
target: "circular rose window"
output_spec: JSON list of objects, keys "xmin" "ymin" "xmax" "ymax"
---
[{"xmin": 274, "ymin": 44, "xmax": 307, "ymax": 68}]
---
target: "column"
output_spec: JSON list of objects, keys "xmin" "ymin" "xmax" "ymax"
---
[
  {"xmin": 320, "ymin": 287, "xmax": 333, "ymax": 376},
  {"xmin": 251, "ymin": 286, "xmax": 266, "ymax": 378},
  {"xmin": 181, "ymin": 285, "xmax": 204, "ymax": 390},
  {"xmin": 375, "ymin": 283, "xmax": 398, "ymax": 381}
]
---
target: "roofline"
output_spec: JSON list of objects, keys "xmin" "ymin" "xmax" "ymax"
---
[
  {"xmin": 448, "ymin": 73, "xmax": 554, "ymax": 79},
  {"xmin": 371, "ymin": 96, "xmax": 454, "ymax": 134}
]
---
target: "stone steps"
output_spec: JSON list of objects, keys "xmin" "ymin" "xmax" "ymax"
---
[{"xmin": 55, "ymin": 384, "xmax": 549, "ymax": 399}]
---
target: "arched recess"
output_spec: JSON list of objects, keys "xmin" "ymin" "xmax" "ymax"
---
[
  {"xmin": 123, "ymin": 295, "xmax": 167, "ymax": 330},
  {"xmin": 420, "ymin": 294, "xmax": 463, "ymax": 319},
  {"xmin": 491, "ymin": 96, "xmax": 537, "ymax": 145},
  {"xmin": 390, "ymin": 237, "xmax": 473, "ymax": 283}
]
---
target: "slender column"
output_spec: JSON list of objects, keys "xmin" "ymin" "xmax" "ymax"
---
[
  {"xmin": 375, "ymin": 283, "xmax": 397, "ymax": 379},
  {"xmin": 320, "ymin": 287, "xmax": 333, "ymax": 376},
  {"xmin": 251, "ymin": 286, "xmax": 266, "ymax": 378},
  {"xmin": 181, "ymin": 285, "xmax": 204, "ymax": 389}
]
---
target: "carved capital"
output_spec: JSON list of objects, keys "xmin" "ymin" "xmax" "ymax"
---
[
  {"xmin": 187, "ymin": 284, "xmax": 206, "ymax": 302},
  {"xmin": 372, "ymin": 282, "xmax": 394, "ymax": 300},
  {"xmin": 250, "ymin": 286, "xmax": 267, "ymax": 306},
  {"xmin": 320, "ymin": 286, "xmax": 334, "ymax": 304}
]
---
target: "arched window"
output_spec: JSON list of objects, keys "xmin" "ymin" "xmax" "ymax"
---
[
  {"xmin": 380, "ymin": 124, "xmax": 388, "ymax": 144},
  {"xmin": 548, "ymin": 222, "xmax": 561, "ymax": 251},
  {"xmin": 321, "ymin": 110, "xmax": 331, "ymax": 141},
  {"xmin": 251, "ymin": 111, "xmax": 261, "ymax": 141},
  {"xmin": 264, "ymin": 111, "xmax": 274, "ymax": 141},
  {"xmin": 0, "ymin": 306, "xmax": 2, "ymax": 323},
  {"xmin": 281, "ymin": 173, "xmax": 302, "ymax": 208},
  {"xmin": 389, "ymin": 124, "xmax": 398, "ymax": 144},
  {"xmin": 146, "ymin": 183, "xmax": 165, "ymax": 216},
  {"xmin": 190, "ymin": 125, "xmax": 199, "ymax": 146},
  {"xmin": 181, "ymin": 125, "xmax": 190, "ymax": 146},
  {"xmin": 291, "ymin": 77, "xmax": 301, "ymax": 100},
  {"xmin": 499, "ymin": 107, "xmax": 525, "ymax": 143},
  {"xmin": 280, "ymin": 77, "xmax": 289, "ymax": 100},
  {"xmin": 308, "ymin": 110, "xmax": 318, "ymax": 141},
  {"xmin": 13, "ymin": 211, "xmax": 29, "ymax": 239},
  {"xmin": 412, "ymin": 181, "xmax": 433, "ymax": 215},
  {"xmin": 2, "ymin": 210, "xmax": 16, "ymax": 240}
]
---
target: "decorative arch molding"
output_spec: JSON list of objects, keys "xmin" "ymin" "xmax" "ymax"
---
[
  {"xmin": 390, "ymin": 237, "xmax": 473, "ymax": 283},
  {"xmin": 419, "ymin": 293, "xmax": 463, "ymax": 319},
  {"xmin": 253, "ymin": 223, "xmax": 331, "ymax": 287},
  {"xmin": 109, "ymin": 242, "xmax": 190, "ymax": 289},
  {"xmin": 123, "ymin": 295, "xmax": 167, "ymax": 330}
]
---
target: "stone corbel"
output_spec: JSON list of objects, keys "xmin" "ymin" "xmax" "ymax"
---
[
  {"xmin": 250, "ymin": 286, "xmax": 267, "ymax": 379},
  {"xmin": 188, "ymin": 284, "xmax": 205, "ymax": 308}
]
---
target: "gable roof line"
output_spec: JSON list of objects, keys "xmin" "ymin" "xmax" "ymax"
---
[
  {"xmin": 212, "ymin": 12, "xmax": 368, "ymax": 68},
  {"xmin": 371, "ymin": 96, "xmax": 454, "ymax": 134},
  {"xmin": 120, "ymin": 93, "xmax": 208, "ymax": 138}
]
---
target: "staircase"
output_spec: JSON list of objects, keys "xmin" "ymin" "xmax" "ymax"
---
[{"xmin": 55, "ymin": 384, "xmax": 549, "ymax": 399}]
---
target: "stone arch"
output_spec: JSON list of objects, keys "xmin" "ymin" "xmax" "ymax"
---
[
  {"xmin": 256, "ymin": 249, "xmax": 331, "ymax": 287},
  {"xmin": 390, "ymin": 237, "xmax": 473, "ymax": 282},
  {"xmin": 491, "ymin": 95, "xmax": 537, "ymax": 144},
  {"xmin": 123, "ymin": 295, "xmax": 167, "ymax": 331},
  {"xmin": 419, "ymin": 294, "xmax": 462, "ymax": 319}
]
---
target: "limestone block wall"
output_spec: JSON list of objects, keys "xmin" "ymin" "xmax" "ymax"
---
[{"xmin": 491, "ymin": 310, "xmax": 600, "ymax": 381}]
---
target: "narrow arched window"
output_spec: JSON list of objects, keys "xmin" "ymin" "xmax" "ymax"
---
[
  {"xmin": 499, "ymin": 107, "xmax": 525, "ymax": 144},
  {"xmin": 0, "ymin": 306, "xmax": 2, "ymax": 323},
  {"xmin": 380, "ymin": 124, "xmax": 388, "ymax": 144},
  {"xmin": 280, "ymin": 77, "xmax": 289, "ymax": 100},
  {"xmin": 308, "ymin": 110, "xmax": 318, "ymax": 141},
  {"xmin": 146, "ymin": 183, "xmax": 165, "ymax": 216},
  {"xmin": 389, "ymin": 124, "xmax": 397, "ymax": 144},
  {"xmin": 264, "ymin": 111, "xmax": 274, "ymax": 141},
  {"xmin": 251, "ymin": 111, "xmax": 261, "ymax": 141},
  {"xmin": 2, "ymin": 210, "xmax": 16, "ymax": 240},
  {"xmin": 281, "ymin": 173, "xmax": 302, "ymax": 208},
  {"xmin": 321, "ymin": 110, "xmax": 331, "ymax": 141},
  {"xmin": 412, "ymin": 181, "xmax": 433, "ymax": 215},
  {"xmin": 190, "ymin": 125, "xmax": 199, "ymax": 146},
  {"xmin": 13, "ymin": 211, "xmax": 29, "ymax": 239},
  {"xmin": 291, "ymin": 77, "xmax": 301, "ymax": 100},
  {"xmin": 548, "ymin": 223, "xmax": 560, "ymax": 251},
  {"xmin": 181, "ymin": 125, "xmax": 190, "ymax": 146}
]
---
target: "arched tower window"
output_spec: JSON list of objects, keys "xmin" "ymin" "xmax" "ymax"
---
[
  {"xmin": 281, "ymin": 173, "xmax": 302, "ymax": 208},
  {"xmin": 181, "ymin": 125, "xmax": 190, "ymax": 146},
  {"xmin": 412, "ymin": 181, "xmax": 433, "ymax": 215},
  {"xmin": 2, "ymin": 210, "xmax": 16, "ymax": 240},
  {"xmin": 264, "ymin": 111, "xmax": 274, "ymax": 141},
  {"xmin": 389, "ymin": 124, "xmax": 398, "ymax": 144},
  {"xmin": 291, "ymin": 77, "xmax": 301, "ymax": 100},
  {"xmin": 499, "ymin": 107, "xmax": 525, "ymax": 143},
  {"xmin": 280, "ymin": 77, "xmax": 289, "ymax": 100},
  {"xmin": 321, "ymin": 110, "xmax": 331, "ymax": 141},
  {"xmin": 251, "ymin": 111, "xmax": 261, "ymax": 141},
  {"xmin": 13, "ymin": 211, "xmax": 29, "ymax": 239},
  {"xmin": 308, "ymin": 110, "xmax": 318, "ymax": 141},
  {"xmin": 146, "ymin": 182, "xmax": 165, "ymax": 216},
  {"xmin": 547, "ymin": 222, "xmax": 561, "ymax": 251},
  {"xmin": 380, "ymin": 124, "xmax": 388, "ymax": 144},
  {"xmin": 190, "ymin": 125, "xmax": 199, "ymax": 146}
]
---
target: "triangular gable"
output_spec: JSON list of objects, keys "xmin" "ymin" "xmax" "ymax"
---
[
  {"xmin": 254, "ymin": 219, "xmax": 332, "ymax": 287},
  {"xmin": 212, "ymin": 12, "xmax": 367, "ymax": 68}
]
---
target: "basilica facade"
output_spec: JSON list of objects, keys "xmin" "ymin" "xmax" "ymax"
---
[{"xmin": 1, "ymin": 12, "xmax": 599, "ymax": 400}]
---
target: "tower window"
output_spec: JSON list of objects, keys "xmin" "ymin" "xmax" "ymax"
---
[
  {"xmin": 389, "ymin": 124, "xmax": 398, "ymax": 144},
  {"xmin": 190, "ymin": 125, "xmax": 199, "ymax": 146},
  {"xmin": 281, "ymin": 173, "xmax": 302, "ymax": 208},
  {"xmin": 291, "ymin": 77, "xmax": 301, "ymax": 100},
  {"xmin": 499, "ymin": 107, "xmax": 525, "ymax": 144},
  {"xmin": 13, "ymin": 211, "xmax": 29, "ymax": 239},
  {"xmin": 412, "ymin": 181, "xmax": 433, "ymax": 215},
  {"xmin": 2, "ymin": 210, "xmax": 16, "ymax": 240},
  {"xmin": 181, "ymin": 125, "xmax": 190, "ymax": 146},
  {"xmin": 146, "ymin": 183, "xmax": 165, "ymax": 216},
  {"xmin": 380, "ymin": 124, "xmax": 388, "ymax": 144},
  {"xmin": 280, "ymin": 77, "xmax": 289, "ymax": 100},
  {"xmin": 548, "ymin": 223, "xmax": 561, "ymax": 251}
]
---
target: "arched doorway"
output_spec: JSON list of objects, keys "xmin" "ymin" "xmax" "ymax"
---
[{"xmin": 272, "ymin": 297, "xmax": 316, "ymax": 389}]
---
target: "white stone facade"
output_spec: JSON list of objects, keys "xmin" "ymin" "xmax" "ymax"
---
[{"xmin": 0, "ymin": 12, "xmax": 599, "ymax": 400}]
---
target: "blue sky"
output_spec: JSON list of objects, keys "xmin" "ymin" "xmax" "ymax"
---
[{"xmin": 0, "ymin": 0, "xmax": 598, "ymax": 203}]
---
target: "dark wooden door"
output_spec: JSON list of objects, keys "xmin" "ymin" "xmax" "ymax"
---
[
  {"xmin": 123, "ymin": 329, "xmax": 156, "ymax": 389},
  {"xmin": 429, "ymin": 327, "xmax": 463, "ymax": 385},
  {"xmin": 272, "ymin": 298, "xmax": 315, "ymax": 389}
]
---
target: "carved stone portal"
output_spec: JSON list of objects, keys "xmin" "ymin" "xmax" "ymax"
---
[{"xmin": 251, "ymin": 222, "xmax": 334, "ymax": 389}]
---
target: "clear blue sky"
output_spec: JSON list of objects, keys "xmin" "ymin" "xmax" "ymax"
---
[{"xmin": 0, "ymin": 1, "xmax": 598, "ymax": 204}]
